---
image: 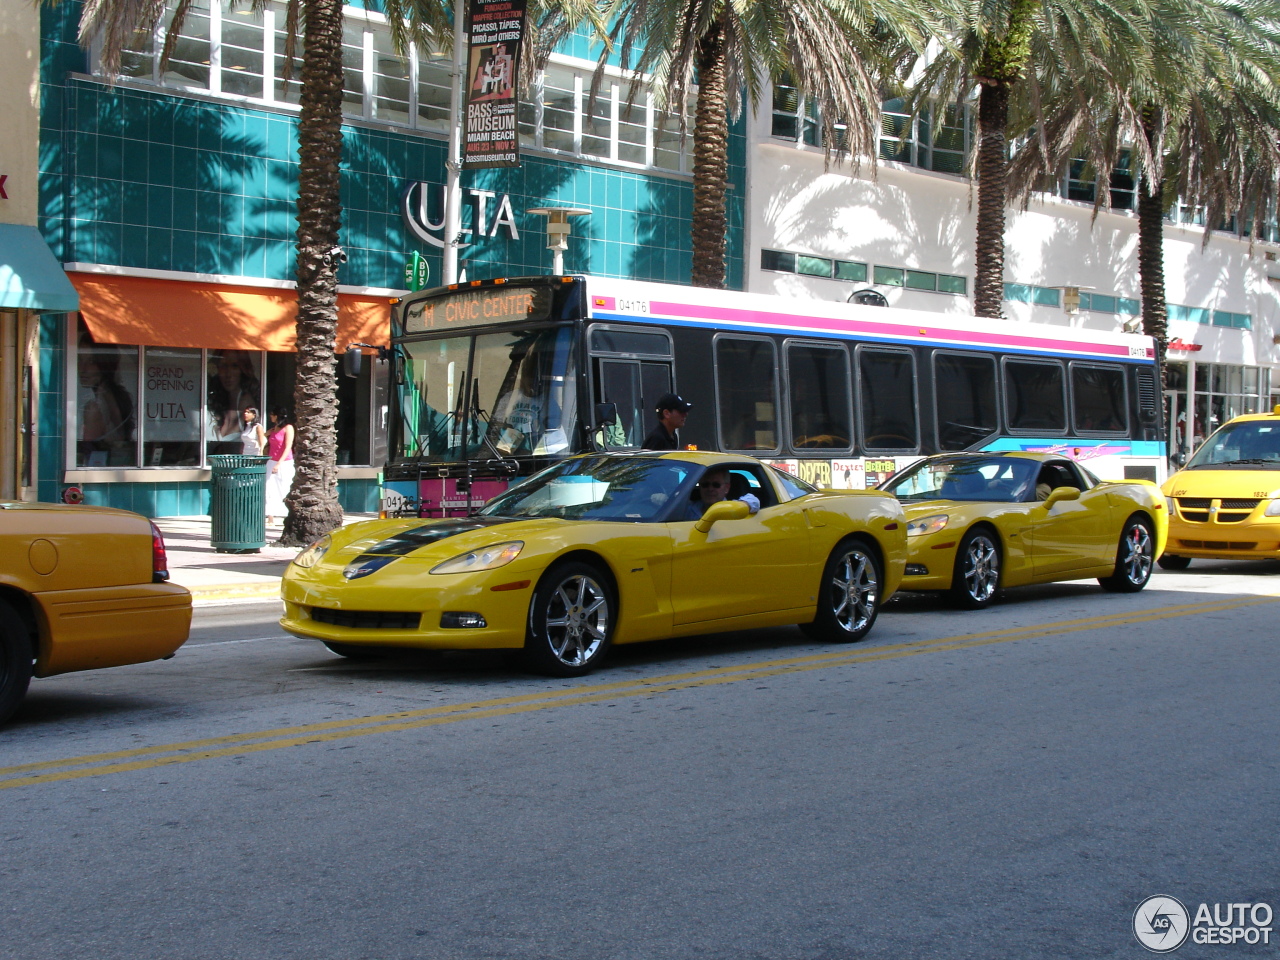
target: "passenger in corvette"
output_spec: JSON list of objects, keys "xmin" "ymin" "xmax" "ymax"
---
[{"xmin": 686, "ymin": 469, "xmax": 761, "ymax": 519}]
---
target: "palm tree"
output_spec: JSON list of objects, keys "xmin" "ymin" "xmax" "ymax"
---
[
  {"xmin": 602, "ymin": 0, "xmax": 936, "ymax": 288},
  {"xmin": 64, "ymin": 0, "xmax": 603, "ymax": 546},
  {"xmin": 914, "ymin": 0, "xmax": 1155, "ymax": 318},
  {"xmin": 1005, "ymin": 0, "xmax": 1280, "ymax": 384}
]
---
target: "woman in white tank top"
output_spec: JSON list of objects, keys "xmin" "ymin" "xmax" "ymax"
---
[{"xmin": 240, "ymin": 407, "xmax": 267, "ymax": 456}]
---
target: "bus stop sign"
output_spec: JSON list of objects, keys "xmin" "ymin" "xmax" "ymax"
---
[{"xmin": 404, "ymin": 252, "xmax": 429, "ymax": 291}]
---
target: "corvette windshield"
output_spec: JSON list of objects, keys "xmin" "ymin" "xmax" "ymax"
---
[
  {"xmin": 479, "ymin": 457, "xmax": 693, "ymax": 521},
  {"xmin": 881, "ymin": 457, "xmax": 1038, "ymax": 502},
  {"xmin": 1186, "ymin": 420, "xmax": 1280, "ymax": 469}
]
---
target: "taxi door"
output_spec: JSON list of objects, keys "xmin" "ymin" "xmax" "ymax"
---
[{"xmin": 668, "ymin": 502, "xmax": 812, "ymax": 626}]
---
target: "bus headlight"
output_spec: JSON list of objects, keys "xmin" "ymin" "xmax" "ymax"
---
[
  {"xmin": 907, "ymin": 514, "xmax": 949, "ymax": 537},
  {"xmin": 431, "ymin": 541, "xmax": 524, "ymax": 574}
]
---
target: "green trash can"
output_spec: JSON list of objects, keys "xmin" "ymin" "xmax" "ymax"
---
[{"xmin": 209, "ymin": 454, "xmax": 270, "ymax": 553}]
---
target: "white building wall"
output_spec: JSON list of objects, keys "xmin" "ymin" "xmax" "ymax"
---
[{"xmin": 744, "ymin": 101, "xmax": 1280, "ymax": 377}]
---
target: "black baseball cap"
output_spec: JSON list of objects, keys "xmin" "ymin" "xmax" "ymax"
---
[{"xmin": 655, "ymin": 393, "xmax": 692, "ymax": 414}]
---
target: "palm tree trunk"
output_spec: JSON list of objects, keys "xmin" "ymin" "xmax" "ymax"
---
[
  {"xmin": 281, "ymin": 0, "xmax": 345, "ymax": 546},
  {"xmin": 973, "ymin": 81, "xmax": 1010, "ymax": 319},
  {"xmin": 691, "ymin": 12, "xmax": 728, "ymax": 289},
  {"xmin": 1137, "ymin": 111, "xmax": 1169, "ymax": 393}
]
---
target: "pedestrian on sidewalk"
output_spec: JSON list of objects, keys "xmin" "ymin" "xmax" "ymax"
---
[
  {"xmin": 265, "ymin": 406, "xmax": 295, "ymax": 525},
  {"xmin": 240, "ymin": 407, "xmax": 267, "ymax": 456}
]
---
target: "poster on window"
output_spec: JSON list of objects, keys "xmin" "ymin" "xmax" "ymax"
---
[
  {"xmin": 462, "ymin": 0, "xmax": 524, "ymax": 168},
  {"xmin": 143, "ymin": 347, "xmax": 202, "ymax": 466}
]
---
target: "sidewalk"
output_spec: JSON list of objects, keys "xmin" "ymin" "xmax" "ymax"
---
[{"xmin": 155, "ymin": 514, "xmax": 378, "ymax": 605}]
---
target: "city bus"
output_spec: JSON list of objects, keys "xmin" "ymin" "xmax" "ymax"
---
[{"xmin": 372, "ymin": 275, "xmax": 1164, "ymax": 516}]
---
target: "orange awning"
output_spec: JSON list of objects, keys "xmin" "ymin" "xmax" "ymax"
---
[{"xmin": 70, "ymin": 273, "xmax": 390, "ymax": 351}]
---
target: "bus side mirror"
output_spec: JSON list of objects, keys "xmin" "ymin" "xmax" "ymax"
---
[
  {"xmin": 343, "ymin": 346, "xmax": 363, "ymax": 379},
  {"xmin": 1172, "ymin": 451, "xmax": 1187, "ymax": 467},
  {"xmin": 595, "ymin": 402, "xmax": 619, "ymax": 426}
]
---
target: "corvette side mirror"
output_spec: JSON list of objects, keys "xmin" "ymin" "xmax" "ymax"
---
[
  {"xmin": 694, "ymin": 498, "xmax": 751, "ymax": 533},
  {"xmin": 1043, "ymin": 486, "xmax": 1081, "ymax": 508}
]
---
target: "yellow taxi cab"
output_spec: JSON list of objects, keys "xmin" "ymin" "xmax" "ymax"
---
[
  {"xmin": 1160, "ymin": 407, "xmax": 1280, "ymax": 568},
  {"xmin": 0, "ymin": 502, "xmax": 192, "ymax": 724}
]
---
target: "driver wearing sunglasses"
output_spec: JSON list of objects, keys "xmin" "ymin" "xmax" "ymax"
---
[{"xmin": 685, "ymin": 468, "xmax": 761, "ymax": 520}]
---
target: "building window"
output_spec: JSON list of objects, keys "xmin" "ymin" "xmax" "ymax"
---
[
  {"xmin": 1062, "ymin": 152, "xmax": 1136, "ymax": 211},
  {"xmin": 873, "ymin": 265, "xmax": 905, "ymax": 287},
  {"xmin": 110, "ymin": 2, "xmax": 691, "ymax": 174},
  {"xmin": 144, "ymin": 346, "xmax": 203, "ymax": 466},
  {"xmin": 771, "ymin": 77, "xmax": 819, "ymax": 145},
  {"xmin": 760, "ymin": 248, "xmax": 961, "ymax": 293},
  {"xmin": 1003, "ymin": 283, "xmax": 1061, "ymax": 307},
  {"xmin": 76, "ymin": 322, "xmax": 139, "ymax": 468},
  {"xmin": 208, "ymin": 350, "xmax": 264, "ymax": 457}
]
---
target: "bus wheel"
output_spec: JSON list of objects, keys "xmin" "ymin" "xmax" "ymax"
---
[
  {"xmin": 801, "ymin": 539, "xmax": 881, "ymax": 643},
  {"xmin": 1157, "ymin": 553, "xmax": 1191, "ymax": 571},
  {"xmin": 1099, "ymin": 517, "xmax": 1155, "ymax": 592},
  {"xmin": 525, "ymin": 562, "xmax": 614, "ymax": 676},
  {"xmin": 949, "ymin": 528, "xmax": 1001, "ymax": 609},
  {"xmin": 0, "ymin": 599, "xmax": 34, "ymax": 727}
]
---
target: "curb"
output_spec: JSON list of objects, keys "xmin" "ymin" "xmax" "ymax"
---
[{"xmin": 185, "ymin": 581, "xmax": 283, "ymax": 606}]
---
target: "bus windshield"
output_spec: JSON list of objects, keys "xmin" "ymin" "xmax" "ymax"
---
[
  {"xmin": 1185, "ymin": 420, "xmax": 1280, "ymax": 469},
  {"xmin": 394, "ymin": 325, "xmax": 578, "ymax": 463}
]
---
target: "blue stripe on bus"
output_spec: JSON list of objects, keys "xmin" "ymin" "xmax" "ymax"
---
[{"xmin": 981, "ymin": 438, "xmax": 1165, "ymax": 456}]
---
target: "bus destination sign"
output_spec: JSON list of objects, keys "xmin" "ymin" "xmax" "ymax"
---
[{"xmin": 404, "ymin": 286, "xmax": 553, "ymax": 333}]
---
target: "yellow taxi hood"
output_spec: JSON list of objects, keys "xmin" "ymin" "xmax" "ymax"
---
[{"xmin": 1162, "ymin": 469, "xmax": 1280, "ymax": 499}]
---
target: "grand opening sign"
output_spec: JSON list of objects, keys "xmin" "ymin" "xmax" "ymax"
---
[{"xmin": 404, "ymin": 286, "xmax": 553, "ymax": 332}]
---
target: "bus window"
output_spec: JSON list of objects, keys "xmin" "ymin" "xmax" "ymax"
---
[
  {"xmin": 1005, "ymin": 358, "xmax": 1067, "ymax": 434},
  {"xmin": 786, "ymin": 342, "xmax": 853, "ymax": 452},
  {"xmin": 597, "ymin": 358, "xmax": 672, "ymax": 445},
  {"xmin": 1072, "ymin": 363, "xmax": 1128, "ymax": 434},
  {"xmin": 859, "ymin": 347, "xmax": 918, "ymax": 451},
  {"xmin": 715, "ymin": 336, "xmax": 779, "ymax": 452},
  {"xmin": 934, "ymin": 352, "xmax": 998, "ymax": 450}
]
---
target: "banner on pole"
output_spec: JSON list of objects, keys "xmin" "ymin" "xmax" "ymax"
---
[{"xmin": 462, "ymin": 0, "xmax": 525, "ymax": 168}]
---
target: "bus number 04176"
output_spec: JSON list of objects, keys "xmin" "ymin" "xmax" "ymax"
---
[{"xmin": 617, "ymin": 299, "xmax": 650, "ymax": 315}]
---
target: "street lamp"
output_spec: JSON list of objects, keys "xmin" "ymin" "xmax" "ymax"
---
[{"xmin": 527, "ymin": 206, "xmax": 591, "ymax": 275}]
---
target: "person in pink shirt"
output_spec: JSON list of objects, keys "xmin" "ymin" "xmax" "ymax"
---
[{"xmin": 264, "ymin": 406, "xmax": 295, "ymax": 524}]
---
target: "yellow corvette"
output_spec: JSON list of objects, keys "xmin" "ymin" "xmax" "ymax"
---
[
  {"xmin": 880, "ymin": 453, "xmax": 1168, "ymax": 608},
  {"xmin": 281, "ymin": 451, "xmax": 907, "ymax": 675},
  {"xmin": 1160, "ymin": 407, "xmax": 1280, "ymax": 568},
  {"xmin": 0, "ymin": 502, "xmax": 192, "ymax": 725}
]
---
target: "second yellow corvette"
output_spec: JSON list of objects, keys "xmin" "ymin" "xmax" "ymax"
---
[{"xmin": 880, "ymin": 452, "xmax": 1168, "ymax": 608}]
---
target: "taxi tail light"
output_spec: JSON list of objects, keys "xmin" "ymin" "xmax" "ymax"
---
[{"xmin": 150, "ymin": 521, "xmax": 171, "ymax": 583}]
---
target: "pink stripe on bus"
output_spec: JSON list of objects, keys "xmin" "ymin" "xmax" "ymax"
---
[{"xmin": 648, "ymin": 300, "xmax": 1147, "ymax": 358}]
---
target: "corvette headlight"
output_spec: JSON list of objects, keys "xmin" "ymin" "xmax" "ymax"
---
[
  {"xmin": 1265, "ymin": 500, "xmax": 1280, "ymax": 517},
  {"xmin": 907, "ymin": 514, "xmax": 949, "ymax": 537},
  {"xmin": 293, "ymin": 535, "xmax": 331, "ymax": 568},
  {"xmin": 430, "ymin": 541, "xmax": 524, "ymax": 575},
  {"xmin": 1166, "ymin": 497, "xmax": 1178, "ymax": 516}
]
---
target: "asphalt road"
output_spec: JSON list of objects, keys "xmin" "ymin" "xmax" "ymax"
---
[{"xmin": 1, "ymin": 563, "xmax": 1277, "ymax": 960}]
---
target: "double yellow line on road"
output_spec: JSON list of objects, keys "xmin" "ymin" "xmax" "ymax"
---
[{"xmin": 0, "ymin": 595, "xmax": 1269, "ymax": 791}]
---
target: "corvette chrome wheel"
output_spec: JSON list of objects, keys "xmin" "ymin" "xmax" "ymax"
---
[
  {"xmin": 526, "ymin": 562, "xmax": 614, "ymax": 675},
  {"xmin": 802, "ymin": 540, "xmax": 881, "ymax": 643},
  {"xmin": 951, "ymin": 529, "xmax": 1000, "ymax": 609},
  {"xmin": 1100, "ymin": 517, "xmax": 1155, "ymax": 592}
]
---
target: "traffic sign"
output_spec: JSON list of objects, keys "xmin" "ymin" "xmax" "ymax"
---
[{"xmin": 404, "ymin": 252, "xmax": 429, "ymax": 291}]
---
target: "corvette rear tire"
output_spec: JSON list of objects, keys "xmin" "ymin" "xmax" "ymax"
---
[
  {"xmin": 0, "ymin": 598, "xmax": 35, "ymax": 727},
  {"xmin": 1099, "ymin": 516, "xmax": 1155, "ymax": 592},
  {"xmin": 1157, "ymin": 553, "xmax": 1192, "ymax": 571},
  {"xmin": 525, "ymin": 561, "xmax": 614, "ymax": 676},
  {"xmin": 801, "ymin": 539, "xmax": 881, "ymax": 643},
  {"xmin": 949, "ymin": 527, "xmax": 1001, "ymax": 609}
]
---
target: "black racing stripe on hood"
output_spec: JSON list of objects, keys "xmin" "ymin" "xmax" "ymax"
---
[
  {"xmin": 361, "ymin": 517, "xmax": 519, "ymax": 557},
  {"xmin": 341, "ymin": 517, "xmax": 520, "ymax": 580}
]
